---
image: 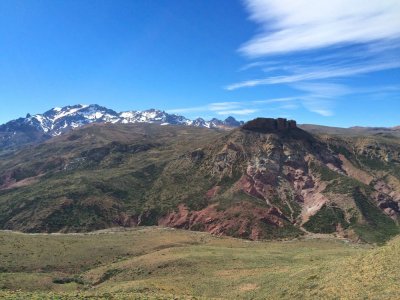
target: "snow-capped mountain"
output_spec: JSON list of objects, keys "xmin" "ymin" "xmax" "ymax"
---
[
  {"xmin": 25, "ymin": 104, "xmax": 121, "ymax": 135},
  {"xmin": 0, "ymin": 104, "xmax": 243, "ymax": 149}
]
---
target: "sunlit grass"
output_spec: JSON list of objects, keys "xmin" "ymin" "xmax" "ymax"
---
[{"xmin": 1, "ymin": 227, "xmax": 398, "ymax": 299}]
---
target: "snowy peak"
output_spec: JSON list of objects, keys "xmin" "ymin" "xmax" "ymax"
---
[
  {"xmin": 118, "ymin": 109, "xmax": 190, "ymax": 125},
  {"xmin": 42, "ymin": 104, "xmax": 118, "ymax": 122},
  {"xmin": 25, "ymin": 104, "xmax": 120, "ymax": 135}
]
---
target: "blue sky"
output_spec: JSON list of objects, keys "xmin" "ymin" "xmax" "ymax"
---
[{"xmin": 0, "ymin": 0, "xmax": 399, "ymax": 127}]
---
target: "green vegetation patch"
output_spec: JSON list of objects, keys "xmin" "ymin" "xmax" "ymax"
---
[
  {"xmin": 303, "ymin": 204, "xmax": 349, "ymax": 233},
  {"xmin": 358, "ymin": 155, "xmax": 390, "ymax": 172},
  {"xmin": 258, "ymin": 220, "xmax": 303, "ymax": 240},
  {"xmin": 325, "ymin": 175, "xmax": 370, "ymax": 195},
  {"xmin": 352, "ymin": 188, "xmax": 399, "ymax": 244},
  {"xmin": 309, "ymin": 161, "xmax": 340, "ymax": 182}
]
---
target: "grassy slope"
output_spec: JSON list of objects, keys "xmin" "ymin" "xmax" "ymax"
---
[
  {"xmin": 0, "ymin": 124, "xmax": 224, "ymax": 231},
  {"xmin": 0, "ymin": 227, "xmax": 399, "ymax": 299}
]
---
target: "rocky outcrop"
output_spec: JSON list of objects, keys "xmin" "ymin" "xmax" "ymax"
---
[
  {"xmin": 241, "ymin": 118, "xmax": 297, "ymax": 133},
  {"xmin": 158, "ymin": 203, "xmax": 295, "ymax": 240}
]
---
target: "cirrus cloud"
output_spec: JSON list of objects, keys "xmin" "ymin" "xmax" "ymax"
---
[
  {"xmin": 240, "ymin": 0, "xmax": 400, "ymax": 57},
  {"xmin": 224, "ymin": 0, "xmax": 400, "ymax": 117}
]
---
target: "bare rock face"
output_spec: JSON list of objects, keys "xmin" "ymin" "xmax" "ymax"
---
[{"xmin": 242, "ymin": 118, "xmax": 297, "ymax": 133}]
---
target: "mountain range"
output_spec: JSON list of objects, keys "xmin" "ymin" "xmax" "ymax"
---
[
  {"xmin": 0, "ymin": 110, "xmax": 399, "ymax": 244},
  {"xmin": 0, "ymin": 104, "xmax": 243, "ymax": 150},
  {"xmin": 2, "ymin": 104, "xmax": 400, "ymax": 152}
]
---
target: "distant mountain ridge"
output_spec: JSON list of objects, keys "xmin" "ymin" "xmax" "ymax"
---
[
  {"xmin": 0, "ymin": 104, "xmax": 244, "ymax": 149},
  {"xmin": 300, "ymin": 124, "xmax": 400, "ymax": 137}
]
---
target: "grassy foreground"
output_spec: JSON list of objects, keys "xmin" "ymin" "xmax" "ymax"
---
[{"xmin": 0, "ymin": 227, "xmax": 399, "ymax": 299}]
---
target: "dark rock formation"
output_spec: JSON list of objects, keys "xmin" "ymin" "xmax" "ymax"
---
[{"xmin": 241, "ymin": 118, "xmax": 297, "ymax": 133}]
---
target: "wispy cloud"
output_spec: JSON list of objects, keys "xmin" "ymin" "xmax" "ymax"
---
[
  {"xmin": 167, "ymin": 97, "xmax": 299, "ymax": 118},
  {"xmin": 168, "ymin": 102, "xmax": 257, "ymax": 116},
  {"xmin": 216, "ymin": 109, "xmax": 258, "ymax": 115},
  {"xmin": 291, "ymin": 83, "xmax": 354, "ymax": 116},
  {"xmin": 253, "ymin": 97, "xmax": 298, "ymax": 104},
  {"xmin": 168, "ymin": 106, "xmax": 209, "ymax": 114},
  {"xmin": 168, "ymin": 94, "xmax": 335, "ymax": 118},
  {"xmin": 238, "ymin": 61, "xmax": 278, "ymax": 71},
  {"xmin": 240, "ymin": 0, "xmax": 400, "ymax": 57},
  {"xmin": 169, "ymin": 82, "xmax": 400, "ymax": 119},
  {"xmin": 291, "ymin": 82, "xmax": 351, "ymax": 97},
  {"xmin": 226, "ymin": 61, "xmax": 400, "ymax": 90},
  {"xmin": 299, "ymin": 98, "xmax": 335, "ymax": 116},
  {"xmin": 291, "ymin": 83, "xmax": 400, "ymax": 116},
  {"xmin": 278, "ymin": 103, "xmax": 299, "ymax": 110},
  {"xmin": 208, "ymin": 102, "xmax": 242, "ymax": 111},
  {"xmin": 224, "ymin": 0, "xmax": 400, "ymax": 118}
]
